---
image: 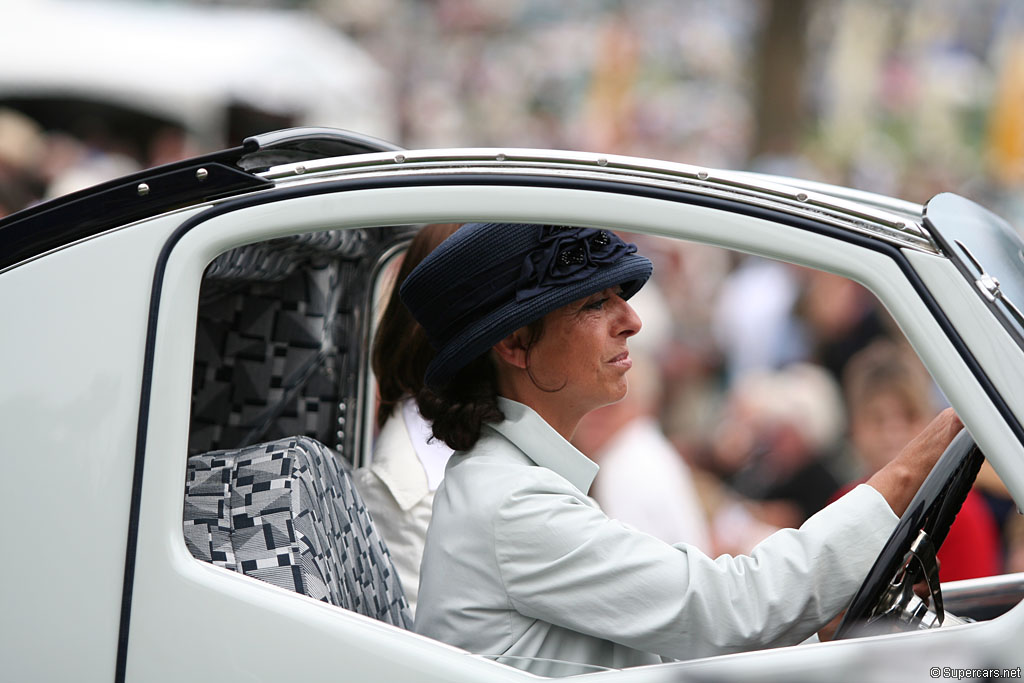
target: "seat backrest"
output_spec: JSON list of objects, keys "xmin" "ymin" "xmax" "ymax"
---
[
  {"xmin": 189, "ymin": 245, "xmax": 346, "ymax": 456},
  {"xmin": 183, "ymin": 435, "xmax": 413, "ymax": 630},
  {"xmin": 188, "ymin": 225, "xmax": 415, "ymax": 463}
]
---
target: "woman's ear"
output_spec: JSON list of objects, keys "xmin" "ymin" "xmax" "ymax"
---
[{"xmin": 492, "ymin": 329, "xmax": 530, "ymax": 370}]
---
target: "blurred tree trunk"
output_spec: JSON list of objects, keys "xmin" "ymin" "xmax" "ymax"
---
[{"xmin": 750, "ymin": 0, "xmax": 810, "ymax": 161}]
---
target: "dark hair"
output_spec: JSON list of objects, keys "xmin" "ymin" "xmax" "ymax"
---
[
  {"xmin": 417, "ymin": 318, "xmax": 545, "ymax": 451},
  {"xmin": 372, "ymin": 223, "xmax": 460, "ymax": 429}
]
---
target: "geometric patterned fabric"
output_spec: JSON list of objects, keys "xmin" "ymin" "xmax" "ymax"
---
[
  {"xmin": 188, "ymin": 225, "xmax": 416, "ymax": 462},
  {"xmin": 189, "ymin": 263, "xmax": 343, "ymax": 455},
  {"xmin": 189, "ymin": 230, "xmax": 368, "ymax": 456},
  {"xmin": 183, "ymin": 435, "xmax": 413, "ymax": 630},
  {"xmin": 203, "ymin": 230, "xmax": 366, "ymax": 283}
]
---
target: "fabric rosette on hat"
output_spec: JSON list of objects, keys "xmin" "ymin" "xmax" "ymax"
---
[
  {"xmin": 516, "ymin": 226, "xmax": 640, "ymax": 301},
  {"xmin": 400, "ymin": 223, "xmax": 653, "ymax": 389}
]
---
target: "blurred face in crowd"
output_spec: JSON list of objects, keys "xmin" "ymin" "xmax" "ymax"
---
[{"xmin": 850, "ymin": 388, "xmax": 930, "ymax": 474}]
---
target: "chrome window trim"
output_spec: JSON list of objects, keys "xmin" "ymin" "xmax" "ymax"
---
[
  {"xmin": 259, "ymin": 149, "xmax": 937, "ymax": 253},
  {"xmin": 942, "ymin": 572, "xmax": 1024, "ymax": 620},
  {"xmin": 727, "ymin": 170, "xmax": 926, "ymax": 222}
]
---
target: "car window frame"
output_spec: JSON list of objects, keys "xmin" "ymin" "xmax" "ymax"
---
[{"xmin": 124, "ymin": 174, "xmax": 1024, "ymax": 682}]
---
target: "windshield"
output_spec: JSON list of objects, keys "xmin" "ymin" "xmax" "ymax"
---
[{"xmin": 924, "ymin": 192, "xmax": 1024, "ymax": 348}]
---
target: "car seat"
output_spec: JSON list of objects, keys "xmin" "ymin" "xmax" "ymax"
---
[
  {"xmin": 183, "ymin": 435, "xmax": 413, "ymax": 629},
  {"xmin": 184, "ymin": 226, "xmax": 417, "ymax": 625},
  {"xmin": 188, "ymin": 226, "xmax": 414, "ymax": 463}
]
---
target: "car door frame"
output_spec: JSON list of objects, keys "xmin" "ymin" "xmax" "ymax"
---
[{"xmin": 124, "ymin": 168, "xmax": 1024, "ymax": 682}]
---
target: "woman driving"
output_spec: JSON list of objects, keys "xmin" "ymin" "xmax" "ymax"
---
[{"xmin": 399, "ymin": 222, "xmax": 961, "ymax": 675}]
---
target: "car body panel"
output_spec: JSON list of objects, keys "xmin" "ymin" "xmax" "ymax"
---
[
  {"xmin": 3, "ymin": 138, "xmax": 1024, "ymax": 681},
  {"xmin": 0, "ymin": 210, "xmax": 196, "ymax": 681}
]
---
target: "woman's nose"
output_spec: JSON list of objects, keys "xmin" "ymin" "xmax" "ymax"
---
[{"xmin": 614, "ymin": 296, "xmax": 642, "ymax": 338}]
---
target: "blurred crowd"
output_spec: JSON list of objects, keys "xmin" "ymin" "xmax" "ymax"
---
[
  {"xmin": 577, "ymin": 235, "xmax": 1016, "ymax": 582},
  {"xmin": 4, "ymin": 0, "xmax": 1024, "ymax": 580},
  {"xmin": 328, "ymin": 0, "xmax": 1024, "ymax": 219},
  {"xmin": 0, "ymin": 108, "xmax": 197, "ymax": 218},
  {"xmin": 6, "ymin": 1, "xmax": 1024, "ymax": 215}
]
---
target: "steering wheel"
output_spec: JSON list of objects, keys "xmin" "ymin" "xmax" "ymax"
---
[{"xmin": 834, "ymin": 428, "xmax": 985, "ymax": 639}]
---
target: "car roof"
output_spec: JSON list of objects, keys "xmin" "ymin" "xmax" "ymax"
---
[
  {"xmin": 0, "ymin": 127, "xmax": 936, "ymax": 274},
  {"xmin": 255, "ymin": 144, "xmax": 937, "ymax": 253},
  {"xmin": 0, "ymin": 127, "xmax": 401, "ymax": 273}
]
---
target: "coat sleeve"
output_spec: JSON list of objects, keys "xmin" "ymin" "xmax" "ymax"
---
[{"xmin": 493, "ymin": 482, "xmax": 898, "ymax": 661}]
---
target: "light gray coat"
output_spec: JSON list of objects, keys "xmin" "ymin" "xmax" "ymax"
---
[{"xmin": 415, "ymin": 398, "xmax": 898, "ymax": 676}]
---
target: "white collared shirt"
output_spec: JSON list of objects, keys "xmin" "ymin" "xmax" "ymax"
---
[
  {"xmin": 415, "ymin": 398, "xmax": 898, "ymax": 676},
  {"xmin": 401, "ymin": 396, "xmax": 451, "ymax": 491},
  {"xmin": 354, "ymin": 399, "xmax": 452, "ymax": 615}
]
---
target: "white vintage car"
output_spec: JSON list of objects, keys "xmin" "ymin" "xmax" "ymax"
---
[{"xmin": 2, "ymin": 128, "xmax": 1023, "ymax": 682}]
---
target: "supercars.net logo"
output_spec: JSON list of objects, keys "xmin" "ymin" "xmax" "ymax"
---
[{"xmin": 930, "ymin": 666, "xmax": 1022, "ymax": 680}]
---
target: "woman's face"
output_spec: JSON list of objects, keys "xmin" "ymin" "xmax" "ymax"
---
[
  {"xmin": 850, "ymin": 389, "xmax": 930, "ymax": 474},
  {"xmin": 526, "ymin": 287, "xmax": 642, "ymax": 415}
]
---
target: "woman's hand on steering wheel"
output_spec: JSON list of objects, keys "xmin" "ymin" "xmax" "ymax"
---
[{"xmin": 835, "ymin": 423, "xmax": 983, "ymax": 639}]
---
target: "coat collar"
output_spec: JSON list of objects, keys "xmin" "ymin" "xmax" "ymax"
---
[{"xmin": 487, "ymin": 397, "xmax": 599, "ymax": 494}]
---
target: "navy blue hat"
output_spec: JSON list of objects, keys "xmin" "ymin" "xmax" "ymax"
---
[{"xmin": 400, "ymin": 223, "xmax": 653, "ymax": 389}]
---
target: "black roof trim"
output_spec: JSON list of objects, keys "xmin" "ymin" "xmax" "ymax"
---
[
  {"xmin": 239, "ymin": 127, "xmax": 404, "ymax": 171},
  {"xmin": 0, "ymin": 154, "xmax": 268, "ymax": 272},
  {"xmin": 0, "ymin": 127, "xmax": 403, "ymax": 273}
]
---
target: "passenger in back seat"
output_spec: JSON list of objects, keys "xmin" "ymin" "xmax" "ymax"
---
[{"xmin": 354, "ymin": 223, "xmax": 459, "ymax": 615}]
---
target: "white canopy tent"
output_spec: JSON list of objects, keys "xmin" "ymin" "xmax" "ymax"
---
[{"xmin": 0, "ymin": 0, "xmax": 397, "ymax": 148}]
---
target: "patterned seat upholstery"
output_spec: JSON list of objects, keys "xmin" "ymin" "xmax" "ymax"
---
[
  {"xmin": 189, "ymin": 239, "xmax": 350, "ymax": 456},
  {"xmin": 188, "ymin": 225, "xmax": 415, "ymax": 463},
  {"xmin": 183, "ymin": 435, "xmax": 413, "ymax": 630}
]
